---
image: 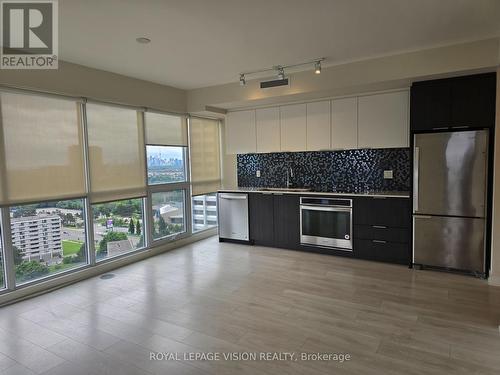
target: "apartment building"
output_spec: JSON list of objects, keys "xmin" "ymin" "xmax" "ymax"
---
[{"xmin": 10, "ymin": 215, "xmax": 62, "ymax": 261}]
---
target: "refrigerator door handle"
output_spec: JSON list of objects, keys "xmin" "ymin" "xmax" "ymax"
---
[{"xmin": 413, "ymin": 146, "xmax": 420, "ymax": 212}]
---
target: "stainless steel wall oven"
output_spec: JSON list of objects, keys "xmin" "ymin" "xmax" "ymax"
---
[{"xmin": 300, "ymin": 197, "xmax": 353, "ymax": 250}]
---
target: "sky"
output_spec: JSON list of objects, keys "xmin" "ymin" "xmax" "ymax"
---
[{"xmin": 146, "ymin": 145, "xmax": 184, "ymax": 160}]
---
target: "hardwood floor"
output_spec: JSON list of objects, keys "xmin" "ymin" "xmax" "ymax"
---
[{"xmin": 0, "ymin": 236, "xmax": 499, "ymax": 374}]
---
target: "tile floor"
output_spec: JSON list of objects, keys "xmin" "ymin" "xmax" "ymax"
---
[{"xmin": 0, "ymin": 236, "xmax": 499, "ymax": 374}]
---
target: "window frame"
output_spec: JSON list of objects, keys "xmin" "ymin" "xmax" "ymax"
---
[
  {"xmin": 191, "ymin": 193, "xmax": 219, "ymax": 234},
  {"xmin": 143, "ymin": 110, "xmax": 192, "ymax": 245},
  {"xmin": 149, "ymin": 188, "xmax": 189, "ymax": 243},
  {"xmin": 91, "ymin": 196, "xmax": 148, "ymax": 264},
  {"xmin": 6, "ymin": 195, "xmax": 91, "ymax": 288},
  {"xmin": 187, "ymin": 116, "xmax": 222, "ymax": 234}
]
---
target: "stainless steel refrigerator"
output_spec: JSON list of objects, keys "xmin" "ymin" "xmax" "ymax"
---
[{"xmin": 413, "ymin": 130, "xmax": 488, "ymax": 276}]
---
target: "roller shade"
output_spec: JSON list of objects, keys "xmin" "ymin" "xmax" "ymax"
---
[
  {"xmin": 86, "ymin": 103, "xmax": 146, "ymax": 203},
  {"xmin": 0, "ymin": 92, "xmax": 86, "ymax": 204},
  {"xmin": 189, "ymin": 117, "xmax": 221, "ymax": 196},
  {"xmin": 145, "ymin": 112, "xmax": 187, "ymax": 146}
]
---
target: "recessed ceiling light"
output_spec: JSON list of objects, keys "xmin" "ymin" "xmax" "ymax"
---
[{"xmin": 136, "ymin": 37, "xmax": 151, "ymax": 44}]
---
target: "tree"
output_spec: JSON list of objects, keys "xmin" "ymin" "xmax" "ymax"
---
[
  {"xmin": 128, "ymin": 219, "xmax": 135, "ymax": 234},
  {"xmin": 15, "ymin": 261, "xmax": 49, "ymax": 282},
  {"xmin": 62, "ymin": 213, "xmax": 75, "ymax": 226},
  {"xmin": 75, "ymin": 243, "xmax": 86, "ymax": 262},
  {"xmin": 63, "ymin": 243, "xmax": 86, "ymax": 264},
  {"xmin": 13, "ymin": 246, "xmax": 24, "ymax": 266},
  {"xmin": 98, "ymin": 232, "xmax": 128, "ymax": 255},
  {"xmin": 114, "ymin": 201, "xmax": 136, "ymax": 217},
  {"xmin": 13, "ymin": 207, "xmax": 36, "ymax": 218},
  {"xmin": 158, "ymin": 216, "xmax": 168, "ymax": 236},
  {"xmin": 136, "ymin": 220, "xmax": 141, "ymax": 236}
]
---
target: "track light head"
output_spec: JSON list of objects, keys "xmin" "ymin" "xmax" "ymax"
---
[
  {"xmin": 315, "ymin": 61, "xmax": 321, "ymax": 74},
  {"xmin": 277, "ymin": 67, "xmax": 285, "ymax": 80},
  {"xmin": 239, "ymin": 74, "xmax": 246, "ymax": 86}
]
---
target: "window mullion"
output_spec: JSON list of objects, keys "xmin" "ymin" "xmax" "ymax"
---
[
  {"xmin": 80, "ymin": 102, "xmax": 96, "ymax": 266},
  {"xmin": 0, "ymin": 207, "xmax": 16, "ymax": 291},
  {"xmin": 143, "ymin": 195, "xmax": 153, "ymax": 248}
]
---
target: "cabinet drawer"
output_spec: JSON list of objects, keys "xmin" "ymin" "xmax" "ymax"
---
[
  {"xmin": 354, "ymin": 239, "xmax": 409, "ymax": 265},
  {"xmin": 353, "ymin": 197, "xmax": 411, "ymax": 228},
  {"xmin": 354, "ymin": 225, "xmax": 409, "ymax": 243}
]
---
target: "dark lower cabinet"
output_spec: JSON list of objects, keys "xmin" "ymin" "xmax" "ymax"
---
[
  {"xmin": 353, "ymin": 196, "xmax": 411, "ymax": 265},
  {"xmin": 249, "ymin": 193, "xmax": 300, "ymax": 249},
  {"xmin": 354, "ymin": 197, "xmax": 411, "ymax": 227},
  {"xmin": 354, "ymin": 239, "xmax": 409, "ymax": 265},
  {"xmin": 354, "ymin": 225, "xmax": 409, "ymax": 243},
  {"xmin": 247, "ymin": 192, "xmax": 411, "ymax": 266},
  {"xmin": 273, "ymin": 194, "xmax": 300, "ymax": 249},
  {"xmin": 249, "ymin": 193, "xmax": 274, "ymax": 246}
]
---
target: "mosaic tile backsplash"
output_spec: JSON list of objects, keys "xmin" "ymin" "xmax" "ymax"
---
[{"xmin": 237, "ymin": 148, "xmax": 410, "ymax": 193}]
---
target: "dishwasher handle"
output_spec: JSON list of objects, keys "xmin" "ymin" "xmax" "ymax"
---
[{"xmin": 218, "ymin": 193, "xmax": 248, "ymax": 200}]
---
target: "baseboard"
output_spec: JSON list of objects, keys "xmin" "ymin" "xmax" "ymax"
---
[{"xmin": 488, "ymin": 275, "xmax": 500, "ymax": 287}]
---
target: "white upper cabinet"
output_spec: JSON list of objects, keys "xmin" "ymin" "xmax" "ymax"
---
[
  {"xmin": 225, "ymin": 110, "xmax": 256, "ymax": 154},
  {"xmin": 223, "ymin": 90, "xmax": 409, "ymax": 154},
  {"xmin": 306, "ymin": 101, "xmax": 331, "ymax": 151},
  {"xmin": 256, "ymin": 107, "xmax": 280, "ymax": 153},
  {"xmin": 280, "ymin": 103, "xmax": 307, "ymax": 152},
  {"xmin": 331, "ymin": 97, "xmax": 358, "ymax": 150},
  {"xmin": 357, "ymin": 91, "xmax": 409, "ymax": 149}
]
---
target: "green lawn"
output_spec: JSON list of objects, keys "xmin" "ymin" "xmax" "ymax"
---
[{"xmin": 62, "ymin": 240, "xmax": 84, "ymax": 257}]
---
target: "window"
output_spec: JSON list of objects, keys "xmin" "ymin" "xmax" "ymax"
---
[
  {"xmin": 189, "ymin": 118, "xmax": 221, "ymax": 196},
  {"xmin": 86, "ymin": 103, "xmax": 146, "ymax": 203},
  {"xmin": 0, "ymin": 92, "xmax": 86, "ymax": 205},
  {"xmin": 146, "ymin": 145, "xmax": 186, "ymax": 185},
  {"xmin": 144, "ymin": 111, "xmax": 187, "ymax": 147},
  {"xmin": 10, "ymin": 199, "xmax": 87, "ymax": 285},
  {"xmin": 192, "ymin": 193, "xmax": 218, "ymax": 232},
  {"xmin": 92, "ymin": 198, "xmax": 145, "ymax": 261},
  {"xmin": 151, "ymin": 191, "xmax": 185, "ymax": 240}
]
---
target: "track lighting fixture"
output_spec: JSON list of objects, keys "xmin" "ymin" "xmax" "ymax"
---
[
  {"xmin": 315, "ymin": 60, "xmax": 321, "ymax": 74},
  {"xmin": 238, "ymin": 58, "xmax": 325, "ymax": 86},
  {"xmin": 277, "ymin": 67, "xmax": 285, "ymax": 80}
]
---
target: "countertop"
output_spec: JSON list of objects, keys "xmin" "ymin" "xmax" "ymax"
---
[{"xmin": 218, "ymin": 187, "xmax": 411, "ymax": 198}]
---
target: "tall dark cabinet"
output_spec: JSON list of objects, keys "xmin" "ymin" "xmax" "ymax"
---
[
  {"xmin": 410, "ymin": 71, "xmax": 496, "ymax": 276},
  {"xmin": 411, "ymin": 72, "xmax": 496, "ymax": 132}
]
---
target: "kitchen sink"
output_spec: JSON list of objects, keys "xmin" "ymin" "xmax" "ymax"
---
[{"xmin": 260, "ymin": 187, "xmax": 311, "ymax": 192}]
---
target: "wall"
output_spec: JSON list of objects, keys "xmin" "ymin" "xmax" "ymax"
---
[
  {"xmin": 219, "ymin": 120, "xmax": 238, "ymax": 189},
  {"xmin": 187, "ymin": 38, "xmax": 499, "ymax": 113},
  {"xmin": 490, "ymin": 66, "xmax": 500, "ymax": 286},
  {"xmin": 0, "ymin": 60, "xmax": 187, "ymax": 113},
  {"xmin": 237, "ymin": 149, "xmax": 410, "ymax": 193}
]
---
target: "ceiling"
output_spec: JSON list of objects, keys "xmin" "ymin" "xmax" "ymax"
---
[{"xmin": 59, "ymin": 0, "xmax": 500, "ymax": 90}]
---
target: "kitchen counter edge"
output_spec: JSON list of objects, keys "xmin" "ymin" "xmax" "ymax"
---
[{"xmin": 218, "ymin": 188, "xmax": 410, "ymax": 199}]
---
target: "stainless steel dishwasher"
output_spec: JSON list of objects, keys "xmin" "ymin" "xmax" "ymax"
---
[{"xmin": 217, "ymin": 193, "xmax": 249, "ymax": 242}]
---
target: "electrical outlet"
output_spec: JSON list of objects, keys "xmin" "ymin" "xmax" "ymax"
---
[
  {"xmin": 384, "ymin": 170, "xmax": 393, "ymax": 179},
  {"xmin": 256, "ymin": 170, "xmax": 261, "ymax": 178}
]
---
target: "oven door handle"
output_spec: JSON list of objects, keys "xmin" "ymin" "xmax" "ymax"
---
[{"xmin": 300, "ymin": 205, "xmax": 352, "ymax": 212}]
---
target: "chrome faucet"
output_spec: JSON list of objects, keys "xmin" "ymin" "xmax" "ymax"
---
[{"xmin": 286, "ymin": 166, "xmax": 294, "ymax": 188}]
